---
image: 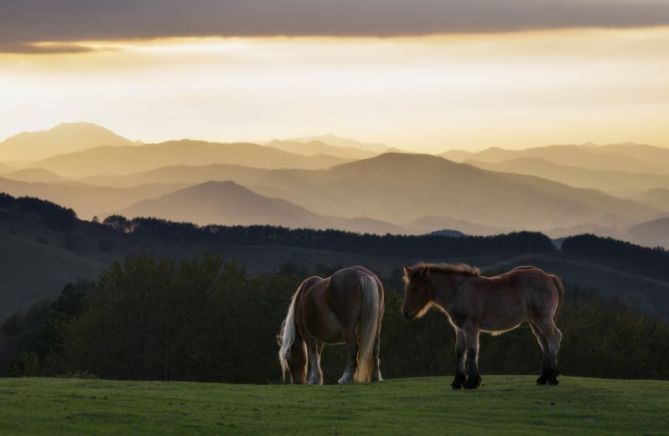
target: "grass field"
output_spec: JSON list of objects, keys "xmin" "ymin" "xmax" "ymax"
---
[{"xmin": 0, "ymin": 376, "xmax": 667, "ymax": 435}]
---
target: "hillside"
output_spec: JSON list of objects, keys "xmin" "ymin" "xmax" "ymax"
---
[
  {"xmin": 2, "ymin": 194, "xmax": 669, "ymax": 320},
  {"xmin": 117, "ymin": 181, "xmax": 331, "ymax": 228},
  {"xmin": 4, "ymin": 168, "xmax": 73, "ymax": 184},
  {"xmin": 0, "ymin": 163, "xmax": 13, "ymax": 175},
  {"xmin": 320, "ymin": 153, "xmax": 659, "ymax": 228},
  {"xmin": 629, "ymin": 217, "xmax": 669, "ymax": 248},
  {"xmin": 0, "ymin": 176, "xmax": 182, "ymax": 219},
  {"xmin": 33, "ymin": 140, "xmax": 348, "ymax": 177},
  {"xmin": 468, "ymin": 157, "xmax": 669, "ymax": 195},
  {"xmin": 0, "ymin": 122, "xmax": 133, "ymax": 162},
  {"xmin": 0, "ymin": 377, "xmax": 667, "ymax": 435},
  {"xmin": 634, "ymin": 188, "xmax": 669, "ymax": 213}
]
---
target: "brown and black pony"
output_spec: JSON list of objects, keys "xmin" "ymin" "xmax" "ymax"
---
[
  {"xmin": 278, "ymin": 266, "xmax": 385, "ymax": 384},
  {"xmin": 402, "ymin": 263, "xmax": 563, "ymax": 389}
]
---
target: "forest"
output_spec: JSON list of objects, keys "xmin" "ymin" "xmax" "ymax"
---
[{"xmin": 2, "ymin": 254, "xmax": 668, "ymax": 383}]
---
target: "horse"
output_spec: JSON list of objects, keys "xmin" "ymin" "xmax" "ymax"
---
[
  {"xmin": 401, "ymin": 263, "xmax": 563, "ymax": 389},
  {"xmin": 278, "ymin": 266, "xmax": 385, "ymax": 385}
]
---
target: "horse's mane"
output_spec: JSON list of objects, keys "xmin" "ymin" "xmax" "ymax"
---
[{"xmin": 404, "ymin": 262, "xmax": 481, "ymax": 282}]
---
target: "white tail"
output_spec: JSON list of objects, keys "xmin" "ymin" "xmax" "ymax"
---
[
  {"xmin": 353, "ymin": 275, "xmax": 380, "ymax": 383},
  {"xmin": 278, "ymin": 285, "xmax": 301, "ymax": 381}
]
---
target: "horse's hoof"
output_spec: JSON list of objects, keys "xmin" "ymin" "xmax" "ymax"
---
[
  {"xmin": 536, "ymin": 376, "xmax": 548, "ymax": 385},
  {"xmin": 451, "ymin": 374, "xmax": 466, "ymax": 389},
  {"xmin": 338, "ymin": 377, "xmax": 352, "ymax": 385},
  {"xmin": 463, "ymin": 375, "xmax": 481, "ymax": 389},
  {"xmin": 547, "ymin": 377, "xmax": 559, "ymax": 386}
]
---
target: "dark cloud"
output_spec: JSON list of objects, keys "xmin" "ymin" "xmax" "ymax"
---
[{"xmin": 2, "ymin": 0, "xmax": 669, "ymax": 53}]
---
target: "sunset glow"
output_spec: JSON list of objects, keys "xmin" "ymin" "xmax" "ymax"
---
[{"xmin": 2, "ymin": 29, "xmax": 669, "ymax": 151}]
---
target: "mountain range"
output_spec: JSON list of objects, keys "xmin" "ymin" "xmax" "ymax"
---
[{"xmin": 1, "ymin": 122, "xmax": 668, "ymax": 246}]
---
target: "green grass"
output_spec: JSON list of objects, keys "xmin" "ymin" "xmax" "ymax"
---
[{"xmin": 0, "ymin": 376, "xmax": 667, "ymax": 435}]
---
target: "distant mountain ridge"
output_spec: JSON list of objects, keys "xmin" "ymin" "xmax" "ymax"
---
[
  {"xmin": 468, "ymin": 157, "xmax": 669, "ymax": 195},
  {"xmin": 33, "ymin": 140, "xmax": 349, "ymax": 177},
  {"xmin": 0, "ymin": 122, "xmax": 134, "ymax": 162},
  {"xmin": 85, "ymin": 152, "xmax": 662, "ymax": 234},
  {"xmin": 442, "ymin": 143, "xmax": 669, "ymax": 175},
  {"xmin": 290, "ymin": 134, "xmax": 391, "ymax": 152},
  {"xmin": 117, "ymin": 181, "xmax": 330, "ymax": 228},
  {"xmin": 268, "ymin": 139, "xmax": 378, "ymax": 160},
  {"xmin": 4, "ymin": 168, "xmax": 72, "ymax": 184},
  {"xmin": 0, "ymin": 176, "xmax": 182, "ymax": 219}
]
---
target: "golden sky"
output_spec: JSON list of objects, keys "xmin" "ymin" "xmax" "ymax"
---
[{"xmin": 2, "ymin": 28, "xmax": 669, "ymax": 152}]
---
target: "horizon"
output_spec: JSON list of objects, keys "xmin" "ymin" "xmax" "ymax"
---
[
  {"xmin": 3, "ymin": 28, "xmax": 669, "ymax": 152},
  {"xmin": 2, "ymin": 120, "xmax": 668, "ymax": 156}
]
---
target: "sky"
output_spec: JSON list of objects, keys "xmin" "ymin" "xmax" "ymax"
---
[{"xmin": 1, "ymin": 0, "xmax": 669, "ymax": 152}]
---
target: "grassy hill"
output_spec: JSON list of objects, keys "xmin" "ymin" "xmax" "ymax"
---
[{"xmin": 0, "ymin": 376, "xmax": 667, "ymax": 434}]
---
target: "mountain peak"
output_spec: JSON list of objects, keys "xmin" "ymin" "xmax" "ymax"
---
[{"xmin": 1, "ymin": 122, "xmax": 133, "ymax": 162}]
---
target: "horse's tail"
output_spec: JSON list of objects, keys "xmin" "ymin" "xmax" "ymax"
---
[
  {"xmin": 549, "ymin": 274, "xmax": 565, "ymax": 318},
  {"xmin": 353, "ymin": 274, "xmax": 380, "ymax": 384},
  {"xmin": 278, "ymin": 282, "xmax": 303, "ymax": 382}
]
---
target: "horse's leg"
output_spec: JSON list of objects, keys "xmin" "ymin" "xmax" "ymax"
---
[
  {"xmin": 529, "ymin": 322, "xmax": 550, "ymax": 385},
  {"xmin": 536, "ymin": 320, "xmax": 562, "ymax": 385},
  {"xmin": 451, "ymin": 328, "xmax": 467, "ymax": 389},
  {"xmin": 462, "ymin": 324, "xmax": 481, "ymax": 389},
  {"xmin": 338, "ymin": 326, "xmax": 358, "ymax": 385},
  {"xmin": 371, "ymin": 333, "xmax": 383, "ymax": 382},
  {"xmin": 371, "ymin": 315, "xmax": 383, "ymax": 382},
  {"xmin": 305, "ymin": 338, "xmax": 324, "ymax": 385}
]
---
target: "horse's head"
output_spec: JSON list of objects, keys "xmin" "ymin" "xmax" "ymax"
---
[{"xmin": 401, "ymin": 265, "xmax": 434, "ymax": 320}]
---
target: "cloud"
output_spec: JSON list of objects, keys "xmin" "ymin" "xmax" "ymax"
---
[{"xmin": 2, "ymin": 0, "xmax": 669, "ymax": 53}]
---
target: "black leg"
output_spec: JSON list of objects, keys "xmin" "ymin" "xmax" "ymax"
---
[
  {"xmin": 452, "ymin": 329, "xmax": 467, "ymax": 389},
  {"xmin": 462, "ymin": 325, "xmax": 481, "ymax": 389}
]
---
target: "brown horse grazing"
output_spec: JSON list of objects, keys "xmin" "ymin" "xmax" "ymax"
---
[
  {"xmin": 401, "ymin": 263, "xmax": 563, "ymax": 389},
  {"xmin": 278, "ymin": 266, "xmax": 385, "ymax": 384}
]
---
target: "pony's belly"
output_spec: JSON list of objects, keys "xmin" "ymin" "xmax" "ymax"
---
[{"xmin": 481, "ymin": 323, "xmax": 522, "ymax": 336}]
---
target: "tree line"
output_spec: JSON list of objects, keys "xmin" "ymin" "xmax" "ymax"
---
[
  {"xmin": 2, "ymin": 254, "xmax": 667, "ymax": 382},
  {"xmin": 3, "ymin": 194, "xmax": 668, "ymax": 271},
  {"xmin": 562, "ymin": 234, "xmax": 669, "ymax": 281},
  {"xmin": 102, "ymin": 215, "xmax": 557, "ymax": 258},
  {"xmin": 0, "ymin": 193, "xmax": 76, "ymax": 232}
]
